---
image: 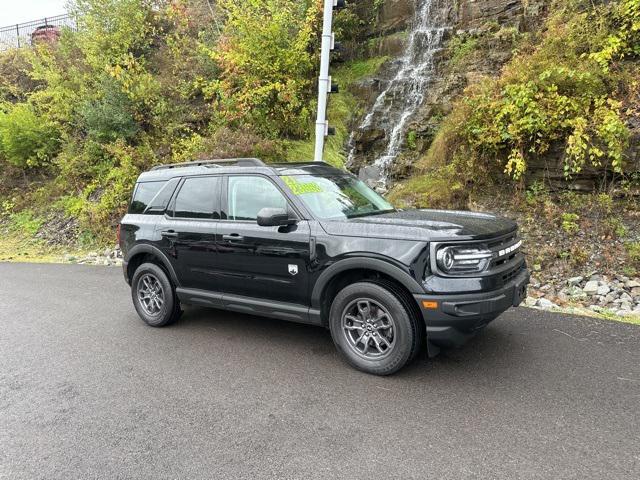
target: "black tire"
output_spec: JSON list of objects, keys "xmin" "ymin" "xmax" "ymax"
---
[
  {"xmin": 131, "ymin": 262, "xmax": 181, "ymax": 327},
  {"xmin": 370, "ymin": 278, "xmax": 425, "ymax": 364},
  {"xmin": 329, "ymin": 282, "xmax": 421, "ymax": 375}
]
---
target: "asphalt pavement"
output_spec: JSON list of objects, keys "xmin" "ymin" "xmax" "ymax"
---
[{"xmin": 1, "ymin": 263, "xmax": 639, "ymax": 479}]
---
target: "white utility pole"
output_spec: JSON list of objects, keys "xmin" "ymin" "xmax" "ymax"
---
[{"xmin": 314, "ymin": 0, "xmax": 340, "ymax": 163}]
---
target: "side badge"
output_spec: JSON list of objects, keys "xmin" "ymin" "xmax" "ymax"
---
[{"xmin": 288, "ymin": 264, "xmax": 298, "ymax": 276}]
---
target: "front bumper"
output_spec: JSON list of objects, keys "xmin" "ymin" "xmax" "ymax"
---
[{"xmin": 414, "ymin": 268, "xmax": 530, "ymax": 349}]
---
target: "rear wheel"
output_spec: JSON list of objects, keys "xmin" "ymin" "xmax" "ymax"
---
[
  {"xmin": 329, "ymin": 282, "xmax": 420, "ymax": 375},
  {"xmin": 131, "ymin": 262, "xmax": 181, "ymax": 327}
]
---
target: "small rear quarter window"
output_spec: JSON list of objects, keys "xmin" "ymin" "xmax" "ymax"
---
[
  {"xmin": 145, "ymin": 178, "xmax": 180, "ymax": 215},
  {"xmin": 129, "ymin": 181, "xmax": 166, "ymax": 214}
]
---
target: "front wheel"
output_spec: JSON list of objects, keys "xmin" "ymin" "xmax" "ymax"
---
[
  {"xmin": 131, "ymin": 262, "xmax": 181, "ymax": 327},
  {"xmin": 329, "ymin": 282, "xmax": 420, "ymax": 375}
]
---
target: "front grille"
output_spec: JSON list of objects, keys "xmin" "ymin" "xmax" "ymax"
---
[
  {"xmin": 487, "ymin": 233, "xmax": 517, "ymax": 250},
  {"xmin": 485, "ymin": 233, "xmax": 523, "ymax": 272},
  {"xmin": 489, "ymin": 246, "xmax": 521, "ymax": 270}
]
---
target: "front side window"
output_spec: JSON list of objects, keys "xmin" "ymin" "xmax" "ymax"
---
[
  {"xmin": 281, "ymin": 174, "xmax": 394, "ymax": 220},
  {"xmin": 172, "ymin": 176, "xmax": 220, "ymax": 219},
  {"xmin": 227, "ymin": 176, "xmax": 287, "ymax": 221}
]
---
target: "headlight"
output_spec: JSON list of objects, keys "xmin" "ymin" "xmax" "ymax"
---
[
  {"xmin": 436, "ymin": 245, "xmax": 493, "ymax": 274},
  {"xmin": 437, "ymin": 247, "xmax": 455, "ymax": 271}
]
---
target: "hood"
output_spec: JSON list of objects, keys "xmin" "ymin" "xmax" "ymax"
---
[{"xmin": 319, "ymin": 209, "xmax": 517, "ymax": 242}]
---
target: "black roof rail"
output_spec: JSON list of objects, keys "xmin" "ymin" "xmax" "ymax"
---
[{"xmin": 150, "ymin": 158, "xmax": 266, "ymax": 171}]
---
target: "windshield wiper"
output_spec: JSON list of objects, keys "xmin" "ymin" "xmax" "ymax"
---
[{"xmin": 347, "ymin": 209, "xmax": 396, "ymax": 219}]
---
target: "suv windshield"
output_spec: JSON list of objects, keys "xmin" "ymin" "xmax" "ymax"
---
[{"xmin": 281, "ymin": 174, "xmax": 394, "ymax": 220}]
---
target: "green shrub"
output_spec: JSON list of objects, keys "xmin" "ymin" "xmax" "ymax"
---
[
  {"xmin": 525, "ymin": 181, "xmax": 549, "ymax": 205},
  {"xmin": 463, "ymin": 70, "xmax": 628, "ymax": 180},
  {"xmin": 1, "ymin": 198, "xmax": 16, "ymax": 217},
  {"xmin": 406, "ymin": 130, "xmax": 418, "ymax": 150},
  {"xmin": 561, "ymin": 213, "xmax": 580, "ymax": 234},
  {"xmin": 627, "ymin": 241, "xmax": 640, "ymax": 264},
  {"xmin": 425, "ymin": 0, "xmax": 635, "ymax": 186},
  {"xmin": 448, "ymin": 35, "xmax": 479, "ymax": 67},
  {"xmin": 333, "ymin": 4, "xmax": 362, "ymax": 42},
  {"xmin": 0, "ymin": 49, "xmax": 35, "ymax": 104},
  {"xmin": 203, "ymin": 0, "xmax": 320, "ymax": 139},
  {"xmin": 0, "ymin": 103, "xmax": 60, "ymax": 168},
  {"xmin": 596, "ymin": 192, "xmax": 615, "ymax": 213},
  {"xmin": 79, "ymin": 79, "xmax": 139, "ymax": 143},
  {"xmin": 71, "ymin": 0, "xmax": 155, "ymax": 70},
  {"xmin": 9, "ymin": 211, "xmax": 43, "ymax": 236},
  {"xmin": 590, "ymin": 0, "xmax": 640, "ymax": 70},
  {"xmin": 605, "ymin": 217, "xmax": 628, "ymax": 238},
  {"xmin": 387, "ymin": 164, "xmax": 467, "ymax": 210},
  {"xmin": 56, "ymin": 195, "xmax": 89, "ymax": 219},
  {"xmin": 55, "ymin": 140, "xmax": 110, "ymax": 190}
]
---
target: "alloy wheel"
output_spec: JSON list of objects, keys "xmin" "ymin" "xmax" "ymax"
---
[
  {"xmin": 137, "ymin": 273, "xmax": 165, "ymax": 315},
  {"xmin": 341, "ymin": 298, "xmax": 396, "ymax": 359}
]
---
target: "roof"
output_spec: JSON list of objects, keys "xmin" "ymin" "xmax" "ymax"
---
[{"xmin": 136, "ymin": 160, "xmax": 348, "ymax": 182}]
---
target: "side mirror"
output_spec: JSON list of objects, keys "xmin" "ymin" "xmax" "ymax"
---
[{"xmin": 257, "ymin": 208, "xmax": 296, "ymax": 227}]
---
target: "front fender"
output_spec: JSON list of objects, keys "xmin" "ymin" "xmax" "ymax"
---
[{"xmin": 310, "ymin": 256, "xmax": 425, "ymax": 310}]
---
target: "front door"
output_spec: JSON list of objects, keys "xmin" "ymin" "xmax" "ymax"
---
[{"xmin": 216, "ymin": 175, "xmax": 311, "ymax": 306}]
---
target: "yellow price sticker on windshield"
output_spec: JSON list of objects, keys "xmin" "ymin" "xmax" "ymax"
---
[{"xmin": 282, "ymin": 176, "xmax": 323, "ymax": 195}]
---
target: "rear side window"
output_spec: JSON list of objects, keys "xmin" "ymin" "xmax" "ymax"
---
[
  {"xmin": 171, "ymin": 176, "xmax": 221, "ymax": 219},
  {"xmin": 144, "ymin": 177, "xmax": 180, "ymax": 215},
  {"xmin": 129, "ymin": 181, "xmax": 165, "ymax": 214}
]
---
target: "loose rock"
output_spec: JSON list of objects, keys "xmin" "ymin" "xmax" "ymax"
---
[
  {"xmin": 620, "ymin": 292, "xmax": 633, "ymax": 303},
  {"xmin": 620, "ymin": 301, "xmax": 633, "ymax": 311},
  {"xmin": 567, "ymin": 276, "xmax": 584, "ymax": 286},
  {"xmin": 583, "ymin": 281, "xmax": 599, "ymax": 295},
  {"xmin": 536, "ymin": 298, "xmax": 558, "ymax": 310}
]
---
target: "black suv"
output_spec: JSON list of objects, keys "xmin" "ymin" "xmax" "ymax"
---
[{"xmin": 119, "ymin": 159, "xmax": 529, "ymax": 375}]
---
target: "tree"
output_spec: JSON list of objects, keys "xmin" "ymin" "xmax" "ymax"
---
[{"xmin": 205, "ymin": 0, "xmax": 320, "ymax": 138}]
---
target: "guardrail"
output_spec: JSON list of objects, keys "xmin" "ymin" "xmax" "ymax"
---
[{"xmin": 0, "ymin": 14, "xmax": 76, "ymax": 51}]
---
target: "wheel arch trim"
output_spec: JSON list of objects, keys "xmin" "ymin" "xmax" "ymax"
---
[
  {"xmin": 125, "ymin": 244, "xmax": 181, "ymax": 286},
  {"xmin": 311, "ymin": 257, "xmax": 424, "ymax": 310}
]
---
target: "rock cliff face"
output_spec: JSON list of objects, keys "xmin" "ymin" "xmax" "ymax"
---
[
  {"xmin": 374, "ymin": 0, "xmax": 415, "ymax": 34},
  {"xmin": 456, "ymin": 0, "xmax": 541, "ymax": 30},
  {"xmin": 347, "ymin": 0, "xmax": 548, "ymax": 187},
  {"xmin": 346, "ymin": 0, "xmax": 639, "ymax": 191}
]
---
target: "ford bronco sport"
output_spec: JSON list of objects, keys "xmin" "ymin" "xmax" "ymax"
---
[{"xmin": 119, "ymin": 159, "xmax": 529, "ymax": 375}]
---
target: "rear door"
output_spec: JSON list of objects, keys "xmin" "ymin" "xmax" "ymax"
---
[
  {"xmin": 157, "ymin": 175, "xmax": 222, "ymax": 293},
  {"xmin": 216, "ymin": 174, "xmax": 311, "ymax": 306}
]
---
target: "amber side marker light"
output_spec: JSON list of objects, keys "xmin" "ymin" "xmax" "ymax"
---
[{"xmin": 422, "ymin": 301, "xmax": 439, "ymax": 310}]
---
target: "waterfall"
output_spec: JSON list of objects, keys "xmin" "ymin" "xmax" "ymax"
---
[{"xmin": 348, "ymin": 0, "xmax": 449, "ymax": 189}]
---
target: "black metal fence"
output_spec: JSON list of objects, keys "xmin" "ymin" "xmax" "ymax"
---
[{"xmin": 0, "ymin": 14, "xmax": 76, "ymax": 51}]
